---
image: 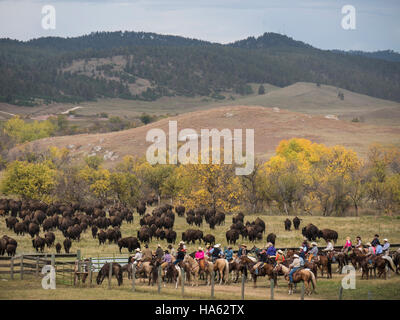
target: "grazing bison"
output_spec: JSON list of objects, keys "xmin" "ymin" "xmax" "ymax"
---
[
  {"xmin": 28, "ymin": 222, "xmax": 40, "ymax": 238},
  {"xmin": 118, "ymin": 237, "xmax": 141, "ymax": 253},
  {"xmin": 284, "ymin": 219, "xmax": 291, "ymax": 231},
  {"xmin": 266, "ymin": 233, "xmax": 276, "ymax": 246},
  {"xmin": 175, "ymin": 205, "xmax": 185, "ymax": 217},
  {"xmin": 226, "ymin": 229, "xmax": 240, "ymax": 245},
  {"xmin": 32, "ymin": 236, "xmax": 46, "ymax": 252},
  {"xmin": 165, "ymin": 229, "xmax": 177, "ymax": 244},
  {"xmin": 203, "ymin": 234, "xmax": 216, "ymax": 246},
  {"xmin": 293, "ymin": 216, "xmax": 301, "ymax": 230},
  {"xmin": 6, "ymin": 217, "xmax": 18, "ymax": 231},
  {"xmin": 98, "ymin": 230, "xmax": 107, "ymax": 245},
  {"xmin": 302, "ymin": 224, "xmax": 320, "ymax": 241},
  {"xmin": 91, "ymin": 226, "xmax": 98, "ymax": 239},
  {"xmin": 6, "ymin": 244, "xmax": 17, "ymax": 256},
  {"xmin": 182, "ymin": 229, "xmax": 203, "ymax": 244},
  {"xmin": 318, "ymin": 229, "xmax": 338, "ymax": 244},
  {"xmin": 44, "ymin": 232, "xmax": 56, "ymax": 248},
  {"xmin": 55, "ymin": 243, "xmax": 62, "ymax": 253},
  {"xmin": 137, "ymin": 226, "xmax": 151, "ymax": 243},
  {"xmin": 14, "ymin": 222, "xmax": 26, "ymax": 236},
  {"xmin": 63, "ymin": 238, "xmax": 72, "ymax": 253},
  {"xmin": 96, "ymin": 262, "xmax": 123, "ymax": 286}
]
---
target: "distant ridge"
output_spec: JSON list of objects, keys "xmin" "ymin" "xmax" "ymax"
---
[{"xmin": 1, "ymin": 31, "xmax": 400, "ymax": 106}]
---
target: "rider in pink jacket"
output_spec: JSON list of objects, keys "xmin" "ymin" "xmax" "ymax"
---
[{"xmin": 195, "ymin": 248, "xmax": 205, "ymax": 260}]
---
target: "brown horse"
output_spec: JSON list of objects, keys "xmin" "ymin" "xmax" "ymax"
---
[
  {"xmin": 229, "ymin": 259, "xmax": 245, "ymax": 283},
  {"xmin": 315, "ymin": 254, "xmax": 332, "ymax": 278},
  {"xmin": 239, "ymin": 255, "xmax": 277, "ymax": 288},
  {"xmin": 276, "ymin": 264, "xmax": 317, "ymax": 295},
  {"xmin": 96, "ymin": 262, "xmax": 123, "ymax": 286}
]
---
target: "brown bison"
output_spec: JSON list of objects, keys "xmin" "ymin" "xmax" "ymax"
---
[{"xmin": 318, "ymin": 229, "xmax": 338, "ymax": 244}]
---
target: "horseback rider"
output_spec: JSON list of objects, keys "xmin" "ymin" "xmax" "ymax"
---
[
  {"xmin": 156, "ymin": 244, "xmax": 164, "ymax": 260},
  {"xmin": 275, "ymin": 249, "xmax": 285, "ymax": 265},
  {"xmin": 161, "ymin": 250, "xmax": 172, "ymax": 270},
  {"xmin": 342, "ymin": 237, "xmax": 352, "ymax": 255},
  {"xmin": 224, "ymin": 246, "xmax": 233, "ymax": 262},
  {"xmin": 255, "ymin": 248, "xmax": 268, "ymax": 275},
  {"xmin": 367, "ymin": 242, "xmax": 375, "ymax": 255},
  {"xmin": 298, "ymin": 246, "xmax": 306, "ymax": 261},
  {"xmin": 322, "ymin": 240, "xmax": 334, "ymax": 254},
  {"xmin": 238, "ymin": 244, "xmax": 247, "ymax": 258},
  {"xmin": 371, "ymin": 234, "xmax": 380, "ymax": 247},
  {"xmin": 168, "ymin": 244, "xmax": 176, "ymax": 257},
  {"xmin": 212, "ymin": 244, "xmax": 222, "ymax": 262},
  {"xmin": 302, "ymin": 240, "xmax": 309, "ymax": 253},
  {"xmin": 308, "ymin": 242, "xmax": 318, "ymax": 262},
  {"xmin": 195, "ymin": 247, "xmax": 206, "ymax": 270},
  {"xmin": 205, "ymin": 245, "xmax": 212, "ymax": 258},
  {"xmin": 133, "ymin": 248, "xmax": 142, "ymax": 267},
  {"xmin": 266, "ymin": 242, "xmax": 276, "ymax": 257},
  {"xmin": 355, "ymin": 236, "xmax": 362, "ymax": 250},
  {"xmin": 142, "ymin": 244, "xmax": 153, "ymax": 262},
  {"xmin": 173, "ymin": 242, "xmax": 186, "ymax": 266},
  {"xmin": 375, "ymin": 242, "xmax": 383, "ymax": 255},
  {"xmin": 382, "ymin": 239, "xmax": 390, "ymax": 255},
  {"xmin": 288, "ymin": 254, "xmax": 301, "ymax": 284}
]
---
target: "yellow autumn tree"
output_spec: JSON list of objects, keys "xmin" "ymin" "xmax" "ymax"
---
[{"xmin": 1, "ymin": 160, "xmax": 56, "ymax": 202}]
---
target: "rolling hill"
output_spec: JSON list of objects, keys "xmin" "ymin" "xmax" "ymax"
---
[{"xmin": 12, "ymin": 105, "xmax": 400, "ymax": 166}]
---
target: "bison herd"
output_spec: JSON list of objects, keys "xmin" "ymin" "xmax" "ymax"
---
[{"xmin": 1, "ymin": 196, "xmax": 342, "ymax": 259}]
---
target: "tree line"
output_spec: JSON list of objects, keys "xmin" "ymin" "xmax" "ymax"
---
[
  {"xmin": 1, "ymin": 31, "xmax": 400, "ymax": 106},
  {"xmin": 1, "ymin": 138, "xmax": 399, "ymax": 217}
]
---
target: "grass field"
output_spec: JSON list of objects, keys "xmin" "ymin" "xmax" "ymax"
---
[
  {"xmin": 1, "ymin": 266, "xmax": 399, "ymax": 300},
  {"xmin": 1, "ymin": 207, "xmax": 400, "ymax": 300},
  {"xmin": 1, "ymin": 208, "xmax": 400, "ymax": 258}
]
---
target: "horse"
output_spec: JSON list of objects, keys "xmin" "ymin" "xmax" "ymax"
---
[
  {"xmin": 213, "ymin": 258, "xmax": 229, "ymax": 285},
  {"xmin": 315, "ymin": 253, "xmax": 332, "ymax": 278},
  {"xmin": 96, "ymin": 262, "xmax": 123, "ymax": 286},
  {"xmin": 183, "ymin": 255, "xmax": 214, "ymax": 286},
  {"xmin": 164, "ymin": 262, "xmax": 182, "ymax": 289},
  {"xmin": 121, "ymin": 263, "xmax": 133, "ymax": 279},
  {"xmin": 239, "ymin": 255, "xmax": 277, "ymax": 288},
  {"xmin": 275, "ymin": 264, "xmax": 317, "ymax": 295},
  {"xmin": 228, "ymin": 258, "xmax": 245, "ymax": 283},
  {"xmin": 375, "ymin": 255, "xmax": 395, "ymax": 279}
]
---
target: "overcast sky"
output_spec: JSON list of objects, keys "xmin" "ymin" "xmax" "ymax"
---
[{"xmin": 0, "ymin": 0, "xmax": 399, "ymax": 51}]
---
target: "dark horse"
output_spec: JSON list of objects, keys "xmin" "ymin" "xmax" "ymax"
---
[
  {"xmin": 239, "ymin": 255, "xmax": 277, "ymax": 288},
  {"xmin": 96, "ymin": 262, "xmax": 123, "ymax": 286}
]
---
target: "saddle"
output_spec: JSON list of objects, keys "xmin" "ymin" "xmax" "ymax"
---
[{"xmin": 199, "ymin": 259, "xmax": 205, "ymax": 271}]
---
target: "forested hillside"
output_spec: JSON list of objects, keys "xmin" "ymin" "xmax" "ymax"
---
[{"xmin": 1, "ymin": 31, "xmax": 400, "ymax": 106}]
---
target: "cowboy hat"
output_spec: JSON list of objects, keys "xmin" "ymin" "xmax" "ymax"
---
[
  {"xmin": 157, "ymin": 244, "xmax": 161, "ymax": 247},
  {"xmin": 293, "ymin": 254, "xmax": 299, "ymax": 258},
  {"xmin": 311, "ymin": 242, "xmax": 317, "ymax": 246},
  {"xmin": 136, "ymin": 248, "xmax": 141, "ymax": 252},
  {"xmin": 366, "ymin": 242, "xmax": 371, "ymax": 246},
  {"xmin": 299, "ymin": 246, "xmax": 304, "ymax": 250},
  {"xmin": 383, "ymin": 238, "xmax": 388, "ymax": 242},
  {"xmin": 198, "ymin": 247, "xmax": 203, "ymax": 250},
  {"xmin": 277, "ymin": 249, "xmax": 283, "ymax": 254},
  {"xmin": 266, "ymin": 242, "xmax": 272, "ymax": 247}
]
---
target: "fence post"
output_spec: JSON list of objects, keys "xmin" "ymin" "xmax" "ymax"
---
[
  {"xmin": 181, "ymin": 268, "xmax": 185, "ymax": 297},
  {"xmin": 36, "ymin": 256, "xmax": 39, "ymax": 278},
  {"xmin": 157, "ymin": 266, "xmax": 161, "ymax": 294},
  {"xmin": 270, "ymin": 278, "xmax": 274, "ymax": 300},
  {"xmin": 51, "ymin": 254, "xmax": 55, "ymax": 268},
  {"xmin": 211, "ymin": 270, "xmax": 215, "ymax": 299},
  {"xmin": 108, "ymin": 262, "xmax": 112, "ymax": 289},
  {"xmin": 338, "ymin": 286, "xmax": 343, "ymax": 300},
  {"xmin": 89, "ymin": 258, "xmax": 93, "ymax": 287},
  {"xmin": 77, "ymin": 250, "xmax": 81, "ymax": 272},
  {"xmin": 10, "ymin": 257, "xmax": 14, "ymax": 280},
  {"xmin": 241, "ymin": 274, "xmax": 246, "ymax": 300},
  {"xmin": 300, "ymin": 282, "xmax": 305, "ymax": 300},
  {"xmin": 20, "ymin": 255, "xmax": 24, "ymax": 280},
  {"xmin": 132, "ymin": 264, "xmax": 136, "ymax": 292}
]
